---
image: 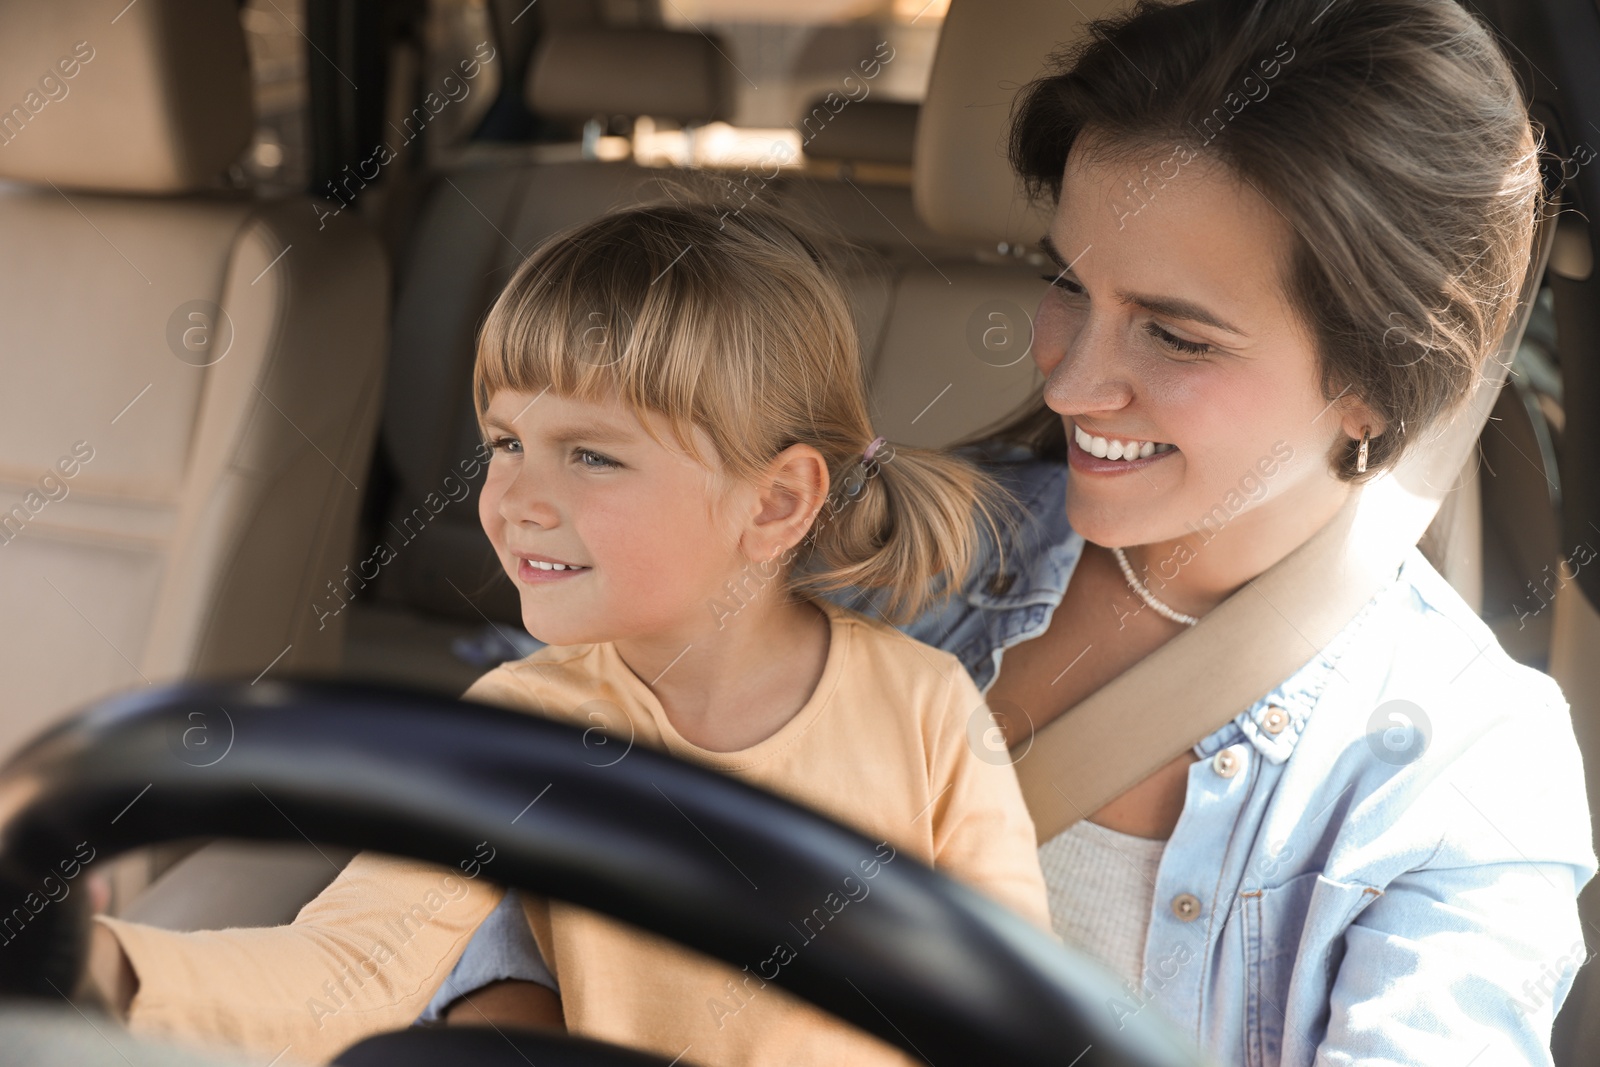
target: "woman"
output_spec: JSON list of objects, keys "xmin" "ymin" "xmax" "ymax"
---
[
  {"xmin": 431, "ymin": 0, "xmax": 1594, "ymax": 1062},
  {"xmin": 899, "ymin": 0, "xmax": 1596, "ymax": 1063}
]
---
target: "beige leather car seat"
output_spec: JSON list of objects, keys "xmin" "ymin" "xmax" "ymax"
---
[{"xmin": 0, "ymin": 0, "xmax": 389, "ymax": 763}]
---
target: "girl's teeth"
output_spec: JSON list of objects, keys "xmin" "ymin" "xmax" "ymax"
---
[
  {"xmin": 1073, "ymin": 424, "xmax": 1174, "ymax": 461},
  {"xmin": 529, "ymin": 559, "xmax": 586, "ymax": 571}
]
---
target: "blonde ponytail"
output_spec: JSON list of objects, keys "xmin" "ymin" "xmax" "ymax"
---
[{"xmin": 791, "ymin": 441, "xmax": 1016, "ymax": 624}]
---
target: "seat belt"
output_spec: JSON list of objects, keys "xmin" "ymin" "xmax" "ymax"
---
[{"xmin": 1016, "ymin": 194, "xmax": 1560, "ymax": 844}]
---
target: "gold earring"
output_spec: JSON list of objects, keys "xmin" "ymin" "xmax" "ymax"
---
[{"xmin": 1356, "ymin": 426, "xmax": 1370, "ymax": 474}]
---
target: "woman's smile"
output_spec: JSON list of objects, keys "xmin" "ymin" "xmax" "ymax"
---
[{"xmin": 1066, "ymin": 420, "xmax": 1180, "ymax": 476}]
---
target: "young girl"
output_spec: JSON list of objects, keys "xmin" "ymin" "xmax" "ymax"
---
[{"xmin": 87, "ymin": 200, "xmax": 1053, "ymax": 1067}]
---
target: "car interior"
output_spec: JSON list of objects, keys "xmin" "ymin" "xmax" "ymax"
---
[{"xmin": 0, "ymin": 0, "xmax": 1596, "ymax": 1063}]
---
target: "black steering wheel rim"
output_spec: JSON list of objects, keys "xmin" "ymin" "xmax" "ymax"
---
[{"xmin": 0, "ymin": 679, "xmax": 1208, "ymax": 1067}]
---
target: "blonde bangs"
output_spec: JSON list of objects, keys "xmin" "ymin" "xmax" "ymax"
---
[{"xmin": 472, "ymin": 213, "xmax": 782, "ymax": 471}]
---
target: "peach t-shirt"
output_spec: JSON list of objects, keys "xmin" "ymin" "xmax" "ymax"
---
[{"xmin": 99, "ymin": 598, "xmax": 1051, "ymax": 1066}]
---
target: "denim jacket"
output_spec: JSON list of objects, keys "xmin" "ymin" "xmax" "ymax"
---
[
  {"xmin": 899, "ymin": 443, "xmax": 1599, "ymax": 1067},
  {"xmin": 429, "ymin": 444, "xmax": 1597, "ymax": 1067}
]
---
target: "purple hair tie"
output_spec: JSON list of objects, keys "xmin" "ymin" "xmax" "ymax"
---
[{"xmin": 862, "ymin": 436, "xmax": 887, "ymax": 463}]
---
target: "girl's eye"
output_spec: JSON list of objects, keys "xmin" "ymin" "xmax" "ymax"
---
[
  {"xmin": 1040, "ymin": 272, "xmax": 1086, "ymax": 296},
  {"xmin": 573, "ymin": 447, "xmax": 619, "ymax": 470},
  {"xmin": 488, "ymin": 436, "xmax": 521, "ymax": 454},
  {"xmin": 1144, "ymin": 321, "xmax": 1211, "ymax": 357}
]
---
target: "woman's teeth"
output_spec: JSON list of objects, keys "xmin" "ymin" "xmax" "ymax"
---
[
  {"xmin": 1073, "ymin": 423, "xmax": 1176, "ymax": 461},
  {"xmin": 526, "ymin": 559, "xmax": 587, "ymax": 571}
]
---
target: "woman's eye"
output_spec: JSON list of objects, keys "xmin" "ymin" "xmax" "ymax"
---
[
  {"xmin": 1040, "ymin": 272, "xmax": 1086, "ymax": 296},
  {"xmin": 488, "ymin": 436, "xmax": 521, "ymax": 454},
  {"xmin": 573, "ymin": 447, "xmax": 619, "ymax": 470},
  {"xmin": 1144, "ymin": 321, "xmax": 1211, "ymax": 357}
]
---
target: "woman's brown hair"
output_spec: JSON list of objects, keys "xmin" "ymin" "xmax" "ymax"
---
[
  {"xmin": 474, "ymin": 196, "xmax": 1011, "ymax": 622},
  {"xmin": 980, "ymin": 0, "xmax": 1545, "ymax": 481}
]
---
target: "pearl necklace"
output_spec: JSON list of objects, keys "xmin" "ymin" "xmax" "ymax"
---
[{"xmin": 1112, "ymin": 546, "xmax": 1200, "ymax": 627}]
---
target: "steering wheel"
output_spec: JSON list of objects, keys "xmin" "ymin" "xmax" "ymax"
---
[{"xmin": 0, "ymin": 680, "xmax": 1210, "ymax": 1067}]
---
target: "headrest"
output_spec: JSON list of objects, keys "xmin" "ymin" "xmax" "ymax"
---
[
  {"xmin": 914, "ymin": 0, "xmax": 1123, "ymax": 245},
  {"xmin": 526, "ymin": 27, "xmax": 734, "ymax": 125},
  {"xmin": 0, "ymin": 0, "xmax": 253, "ymax": 194},
  {"xmin": 801, "ymin": 99, "xmax": 919, "ymax": 166}
]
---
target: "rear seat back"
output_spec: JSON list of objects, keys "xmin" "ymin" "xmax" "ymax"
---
[{"xmin": 529, "ymin": 26, "xmax": 737, "ymax": 122}]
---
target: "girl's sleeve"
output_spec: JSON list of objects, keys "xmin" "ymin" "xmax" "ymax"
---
[
  {"xmin": 925, "ymin": 663, "xmax": 1055, "ymax": 934},
  {"xmin": 96, "ymin": 851, "xmax": 503, "ymax": 1064}
]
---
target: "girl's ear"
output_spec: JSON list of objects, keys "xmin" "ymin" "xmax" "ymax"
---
[{"xmin": 742, "ymin": 444, "xmax": 829, "ymax": 563}]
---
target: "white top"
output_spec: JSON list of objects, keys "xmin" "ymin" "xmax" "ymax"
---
[{"xmin": 1037, "ymin": 818, "xmax": 1168, "ymax": 993}]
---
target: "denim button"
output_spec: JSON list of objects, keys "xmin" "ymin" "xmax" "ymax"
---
[
  {"xmin": 1213, "ymin": 745, "xmax": 1244, "ymax": 778},
  {"xmin": 1171, "ymin": 892, "xmax": 1202, "ymax": 921},
  {"xmin": 1261, "ymin": 705, "xmax": 1289, "ymax": 735}
]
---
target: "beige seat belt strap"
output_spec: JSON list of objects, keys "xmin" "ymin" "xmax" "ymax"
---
[{"xmin": 1014, "ymin": 486, "xmax": 1394, "ymax": 844}]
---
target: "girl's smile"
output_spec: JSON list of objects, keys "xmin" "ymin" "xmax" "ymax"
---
[{"xmin": 515, "ymin": 553, "xmax": 592, "ymax": 583}]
